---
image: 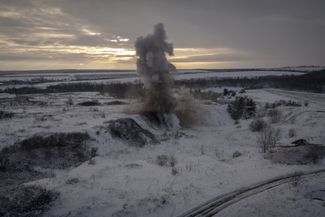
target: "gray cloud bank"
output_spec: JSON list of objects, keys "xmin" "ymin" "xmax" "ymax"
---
[{"xmin": 0, "ymin": 0, "xmax": 324, "ymax": 69}]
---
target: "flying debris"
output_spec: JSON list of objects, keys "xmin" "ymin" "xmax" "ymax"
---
[{"xmin": 135, "ymin": 23, "xmax": 179, "ymax": 129}]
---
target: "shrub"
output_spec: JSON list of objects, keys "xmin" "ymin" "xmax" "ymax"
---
[
  {"xmin": 239, "ymin": 89, "xmax": 246, "ymax": 93},
  {"xmin": 66, "ymin": 97, "xmax": 73, "ymax": 106},
  {"xmin": 256, "ymin": 107, "xmax": 267, "ymax": 118},
  {"xmin": 285, "ymin": 100, "xmax": 301, "ymax": 107},
  {"xmin": 227, "ymin": 96, "xmax": 256, "ymax": 121},
  {"xmin": 265, "ymin": 100, "xmax": 302, "ymax": 109},
  {"xmin": 156, "ymin": 154, "xmax": 177, "ymax": 167},
  {"xmin": 200, "ymin": 145, "xmax": 205, "ymax": 155},
  {"xmin": 227, "ymin": 97, "xmax": 245, "ymax": 121},
  {"xmin": 265, "ymin": 102, "xmax": 270, "ymax": 109},
  {"xmin": 244, "ymin": 97, "xmax": 257, "ymax": 119},
  {"xmin": 232, "ymin": 151, "xmax": 242, "ymax": 158},
  {"xmin": 171, "ymin": 167, "xmax": 178, "ymax": 176},
  {"xmin": 0, "ymin": 157, "xmax": 10, "ymax": 171},
  {"xmin": 0, "ymin": 111, "xmax": 14, "ymax": 119},
  {"xmin": 249, "ymin": 118, "xmax": 267, "ymax": 132},
  {"xmin": 288, "ymin": 128, "xmax": 296, "ymax": 138},
  {"xmin": 268, "ymin": 109, "xmax": 282, "ymax": 123},
  {"xmin": 258, "ymin": 125, "xmax": 281, "ymax": 153},
  {"xmin": 66, "ymin": 177, "xmax": 80, "ymax": 185},
  {"xmin": 304, "ymin": 101, "xmax": 309, "ymax": 107},
  {"xmin": 223, "ymin": 88, "xmax": 236, "ymax": 96},
  {"xmin": 223, "ymin": 88, "xmax": 228, "ymax": 96}
]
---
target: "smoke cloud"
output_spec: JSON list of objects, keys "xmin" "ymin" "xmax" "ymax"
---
[{"xmin": 134, "ymin": 23, "xmax": 178, "ymax": 128}]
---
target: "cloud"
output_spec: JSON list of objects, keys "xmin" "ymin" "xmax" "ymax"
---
[
  {"xmin": 0, "ymin": 0, "xmax": 324, "ymax": 70},
  {"xmin": 81, "ymin": 27, "xmax": 101, "ymax": 36},
  {"xmin": 171, "ymin": 53, "xmax": 250, "ymax": 63},
  {"xmin": 0, "ymin": 0, "xmax": 135, "ymax": 70}
]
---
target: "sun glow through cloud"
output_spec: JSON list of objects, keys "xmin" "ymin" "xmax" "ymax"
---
[
  {"xmin": 0, "ymin": 40, "xmax": 246, "ymax": 70},
  {"xmin": 0, "ymin": 1, "xmax": 250, "ymax": 70},
  {"xmin": 0, "ymin": 0, "xmax": 324, "ymax": 70},
  {"xmin": 81, "ymin": 27, "xmax": 102, "ymax": 36}
]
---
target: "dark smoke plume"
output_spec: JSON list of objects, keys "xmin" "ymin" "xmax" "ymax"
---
[{"xmin": 134, "ymin": 23, "xmax": 179, "ymax": 128}]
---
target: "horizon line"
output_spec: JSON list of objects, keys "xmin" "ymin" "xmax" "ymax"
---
[{"xmin": 0, "ymin": 65, "xmax": 323, "ymax": 73}]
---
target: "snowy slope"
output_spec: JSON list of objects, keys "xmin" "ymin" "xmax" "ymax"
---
[{"xmin": 0, "ymin": 82, "xmax": 324, "ymax": 217}]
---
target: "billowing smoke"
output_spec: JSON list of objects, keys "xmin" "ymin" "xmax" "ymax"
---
[{"xmin": 135, "ymin": 23, "xmax": 179, "ymax": 129}]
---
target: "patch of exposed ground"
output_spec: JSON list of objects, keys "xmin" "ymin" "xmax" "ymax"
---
[
  {"xmin": 266, "ymin": 141, "xmax": 325, "ymax": 165},
  {"xmin": 0, "ymin": 132, "xmax": 95, "ymax": 170},
  {"xmin": 103, "ymin": 118, "xmax": 158, "ymax": 147},
  {"xmin": 0, "ymin": 132, "xmax": 95, "ymax": 217},
  {"xmin": 0, "ymin": 185, "xmax": 59, "ymax": 217}
]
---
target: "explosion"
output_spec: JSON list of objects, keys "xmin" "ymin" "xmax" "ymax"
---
[{"xmin": 134, "ymin": 23, "xmax": 179, "ymax": 129}]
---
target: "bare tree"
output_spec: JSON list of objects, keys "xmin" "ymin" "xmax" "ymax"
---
[{"xmin": 258, "ymin": 125, "xmax": 280, "ymax": 152}]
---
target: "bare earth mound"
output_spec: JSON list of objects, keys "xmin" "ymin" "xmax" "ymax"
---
[
  {"xmin": 106, "ymin": 118, "xmax": 157, "ymax": 147},
  {"xmin": 0, "ymin": 132, "xmax": 94, "ymax": 170}
]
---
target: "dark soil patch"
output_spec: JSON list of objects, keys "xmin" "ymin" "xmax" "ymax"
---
[
  {"xmin": 141, "ymin": 111, "xmax": 177, "ymax": 129},
  {"xmin": 266, "ymin": 143, "xmax": 325, "ymax": 165},
  {"xmin": 105, "ymin": 118, "xmax": 157, "ymax": 147},
  {"xmin": 104, "ymin": 100, "xmax": 127, "ymax": 106},
  {"xmin": 0, "ymin": 132, "xmax": 95, "ymax": 171},
  {"xmin": 78, "ymin": 100, "xmax": 101, "ymax": 106},
  {"xmin": 0, "ymin": 185, "xmax": 59, "ymax": 217},
  {"xmin": 0, "ymin": 110, "xmax": 14, "ymax": 119},
  {"xmin": 141, "ymin": 111, "xmax": 163, "ymax": 127},
  {"xmin": 0, "ymin": 132, "xmax": 95, "ymax": 217},
  {"xmin": 291, "ymin": 139, "xmax": 309, "ymax": 146}
]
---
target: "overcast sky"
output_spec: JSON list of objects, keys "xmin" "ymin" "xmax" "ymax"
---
[{"xmin": 0, "ymin": 0, "xmax": 324, "ymax": 70}]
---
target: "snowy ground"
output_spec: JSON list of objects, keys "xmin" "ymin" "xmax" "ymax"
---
[
  {"xmin": 0, "ymin": 69, "xmax": 306, "ymax": 90},
  {"xmin": 216, "ymin": 172, "xmax": 325, "ymax": 217},
  {"xmin": 0, "ymin": 73, "xmax": 325, "ymax": 216}
]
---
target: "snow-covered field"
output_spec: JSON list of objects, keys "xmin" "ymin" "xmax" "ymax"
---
[
  {"xmin": 0, "ymin": 69, "xmax": 306, "ymax": 81},
  {"xmin": 217, "ymin": 172, "xmax": 325, "ymax": 217},
  {"xmin": 0, "ymin": 69, "xmax": 307, "ymax": 90},
  {"xmin": 175, "ymin": 70, "xmax": 304, "ymax": 80},
  {"xmin": 0, "ymin": 72, "xmax": 325, "ymax": 217}
]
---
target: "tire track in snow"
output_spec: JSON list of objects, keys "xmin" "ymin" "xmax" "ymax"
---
[{"xmin": 176, "ymin": 169, "xmax": 325, "ymax": 217}]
